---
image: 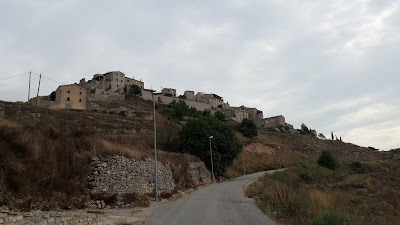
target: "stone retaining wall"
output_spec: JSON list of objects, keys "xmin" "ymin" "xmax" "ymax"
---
[
  {"xmin": 87, "ymin": 156, "xmax": 175, "ymax": 194},
  {"xmin": 0, "ymin": 210, "xmax": 104, "ymax": 225}
]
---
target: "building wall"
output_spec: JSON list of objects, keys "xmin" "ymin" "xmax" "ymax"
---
[
  {"xmin": 162, "ymin": 88, "xmax": 176, "ymax": 97},
  {"xmin": 184, "ymin": 90, "xmax": 195, "ymax": 100},
  {"xmin": 53, "ymin": 85, "xmax": 87, "ymax": 110},
  {"xmin": 263, "ymin": 115, "xmax": 286, "ymax": 128},
  {"xmin": 125, "ymin": 77, "xmax": 144, "ymax": 89}
]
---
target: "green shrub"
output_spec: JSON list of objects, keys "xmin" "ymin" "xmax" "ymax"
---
[
  {"xmin": 176, "ymin": 117, "xmax": 242, "ymax": 176},
  {"xmin": 317, "ymin": 151, "xmax": 337, "ymax": 170},
  {"xmin": 313, "ymin": 211, "xmax": 347, "ymax": 225},
  {"xmin": 349, "ymin": 161, "xmax": 365, "ymax": 173},
  {"xmin": 238, "ymin": 118, "xmax": 258, "ymax": 137},
  {"xmin": 214, "ymin": 111, "xmax": 226, "ymax": 121}
]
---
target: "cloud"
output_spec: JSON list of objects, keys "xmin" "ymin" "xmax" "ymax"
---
[{"xmin": 0, "ymin": 0, "xmax": 399, "ymax": 150}]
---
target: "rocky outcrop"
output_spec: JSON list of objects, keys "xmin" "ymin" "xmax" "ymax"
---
[
  {"xmin": 87, "ymin": 156, "xmax": 175, "ymax": 194},
  {"xmin": 186, "ymin": 162, "xmax": 212, "ymax": 186}
]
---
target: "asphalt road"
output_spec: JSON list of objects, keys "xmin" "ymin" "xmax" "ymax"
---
[{"xmin": 146, "ymin": 170, "xmax": 279, "ymax": 225}]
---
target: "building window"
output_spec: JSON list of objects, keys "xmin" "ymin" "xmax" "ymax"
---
[
  {"xmin": 117, "ymin": 85, "xmax": 119, "ymax": 87},
  {"xmin": 79, "ymin": 99, "xmax": 82, "ymax": 102},
  {"xmin": 67, "ymin": 90, "xmax": 70, "ymax": 94},
  {"xmin": 67, "ymin": 97, "xmax": 70, "ymax": 101},
  {"xmin": 121, "ymin": 80, "xmax": 123, "ymax": 83},
  {"xmin": 115, "ymin": 78, "xmax": 118, "ymax": 82},
  {"xmin": 79, "ymin": 92, "xmax": 82, "ymax": 95}
]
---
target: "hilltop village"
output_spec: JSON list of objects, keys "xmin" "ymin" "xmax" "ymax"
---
[{"xmin": 29, "ymin": 71, "xmax": 293, "ymax": 130}]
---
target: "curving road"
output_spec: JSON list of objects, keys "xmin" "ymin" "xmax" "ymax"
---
[{"xmin": 146, "ymin": 170, "xmax": 280, "ymax": 225}]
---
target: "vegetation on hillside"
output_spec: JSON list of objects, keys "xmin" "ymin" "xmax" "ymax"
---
[
  {"xmin": 174, "ymin": 117, "xmax": 242, "ymax": 176},
  {"xmin": 237, "ymin": 118, "xmax": 258, "ymax": 138},
  {"xmin": 0, "ymin": 100, "xmax": 204, "ymax": 210},
  {"xmin": 246, "ymin": 158, "xmax": 400, "ymax": 225}
]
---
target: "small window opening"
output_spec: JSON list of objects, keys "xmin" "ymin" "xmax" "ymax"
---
[{"xmin": 67, "ymin": 97, "xmax": 70, "ymax": 101}]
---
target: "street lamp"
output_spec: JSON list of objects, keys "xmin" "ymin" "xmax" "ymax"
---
[
  {"xmin": 209, "ymin": 136, "xmax": 215, "ymax": 183},
  {"xmin": 153, "ymin": 92, "xmax": 159, "ymax": 202}
]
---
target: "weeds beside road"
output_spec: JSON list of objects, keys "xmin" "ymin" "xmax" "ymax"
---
[{"xmin": 246, "ymin": 159, "xmax": 400, "ymax": 225}]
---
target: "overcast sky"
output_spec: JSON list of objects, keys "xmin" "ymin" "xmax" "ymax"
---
[{"xmin": 1, "ymin": 0, "xmax": 399, "ymax": 150}]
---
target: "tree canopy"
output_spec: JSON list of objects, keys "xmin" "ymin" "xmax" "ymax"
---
[
  {"xmin": 176, "ymin": 117, "xmax": 242, "ymax": 176},
  {"xmin": 238, "ymin": 118, "xmax": 258, "ymax": 137}
]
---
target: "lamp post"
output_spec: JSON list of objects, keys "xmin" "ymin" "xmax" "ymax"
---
[
  {"xmin": 242, "ymin": 145, "xmax": 246, "ymax": 176},
  {"xmin": 153, "ymin": 92, "xmax": 158, "ymax": 202},
  {"xmin": 209, "ymin": 136, "xmax": 215, "ymax": 183}
]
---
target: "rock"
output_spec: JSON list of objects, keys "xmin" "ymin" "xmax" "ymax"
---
[{"xmin": 87, "ymin": 155, "xmax": 175, "ymax": 195}]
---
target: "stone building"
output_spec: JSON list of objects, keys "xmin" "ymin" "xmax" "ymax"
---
[
  {"xmin": 161, "ymin": 88, "xmax": 176, "ymax": 97},
  {"xmin": 195, "ymin": 92, "xmax": 224, "ymax": 109},
  {"xmin": 79, "ymin": 71, "xmax": 144, "ymax": 100},
  {"xmin": 184, "ymin": 90, "xmax": 195, "ymax": 100},
  {"xmin": 29, "ymin": 84, "xmax": 87, "ymax": 110},
  {"xmin": 263, "ymin": 115, "xmax": 286, "ymax": 128},
  {"xmin": 223, "ymin": 106, "xmax": 249, "ymax": 122}
]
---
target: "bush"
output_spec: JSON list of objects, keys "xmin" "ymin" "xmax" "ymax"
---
[
  {"xmin": 214, "ymin": 111, "xmax": 226, "ymax": 121},
  {"xmin": 49, "ymin": 91, "xmax": 56, "ymax": 101},
  {"xmin": 176, "ymin": 117, "xmax": 242, "ymax": 176},
  {"xmin": 349, "ymin": 161, "xmax": 365, "ymax": 173},
  {"xmin": 168, "ymin": 100, "xmax": 201, "ymax": 120},
  {"xmin": 317, "ymin": 151, "xmax": 337, "ymax": 170},
  {"xmin": 238, "ymin": 118, "xmax": 258, "ymax": 137},
  {"xmin": 313, "ymin": 211, "xmax": 347, "ymax": 225}
]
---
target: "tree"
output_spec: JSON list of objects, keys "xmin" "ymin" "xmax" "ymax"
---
[
  {"xmin": 238, "ymin": 118, "xmax": 258, "ymax": 137},
  {"xmin": 331, "ymin": 131, "xmax": 334, "ymax": 140},
  {"xmin": 317, "ymin": 150, "xmax": 337, "ymax": 170},
  {"xmin": 127, "ymin": 84, "xmax": 142, "ymax": 98},
  {"xmin": 49, "ymin": 91, "xmax": 56, "ymax": 101},
  {"xmin": 168, "ymin": 100, "xmax": 201, "ymax": 120},
  {"xmin": 214, "ymin": 111, "xmax": 226, "ymax": 121},
  {"xmin": 176, "ymin": 117, "xmax": 242, "ymax": 176}
]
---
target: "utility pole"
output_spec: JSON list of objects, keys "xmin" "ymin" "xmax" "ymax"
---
[
  {"xmin": 35, "ymin": 73, "xmax": 41, "ymax": 107},
  {"xmin": 153, "ymin": 93, "xmax": 158, "ymax": 202},
  {"xmin": 28, "ymin": 71, "xmax": 31, "ymax": 102},
  {"xmin": 242, "ymin": 145, "xmax": 246, "ymax": 176}
]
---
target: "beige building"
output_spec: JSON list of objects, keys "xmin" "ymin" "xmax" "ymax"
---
[
  {"xmin": 162, "ymin": 88, "xmax": 176, "ymax": 97},
  {"xmin": 263, "ymin": 115, "xmax": 286, "ymax": 128},
  {"xmin": 223, "ymin": 106, "xmax": 249, "ymax": 122},
  {"xmin": 195, "ymin": 93, "xmax": 224, "ymax": 109},
  {"xmin": 29, "ymin": 84, "xmax": 87, "ymax": 110},
  {"xmin": 184, "ymin": 90, "xmax": 195, "ymax": 100},
  {"xmin": 54, "ymin": 84, "xmax": 87, "ymax": 110},
  {"xmin": 79, "ymin": 71, "xmax": 144, "ymax": 100}
]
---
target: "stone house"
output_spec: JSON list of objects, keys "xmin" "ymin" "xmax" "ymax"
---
[
  {"xmin": 184, "ymin": 90, "xmax": 195, "ymax": 100},
  {"xmin": 263, "ymin": 115, "xmax": 286, "ymax": 128},
  {"xmin": 223, "ymin": 106, "xmax": 249, "ymax": 122},
  {"xmin": 29, "ymin": 84, "xmax": 87, "ymax": 110},
  {"xmin": 161, "ymin": 88, "xmax": 176, "ymax": 97},
  {"xmin": 195, "ymin": 92, "xmax": 225, "ymax": 109},
  {"xmin": 79, "ymin": 71, "xmax": 144, "ymax": 100}
]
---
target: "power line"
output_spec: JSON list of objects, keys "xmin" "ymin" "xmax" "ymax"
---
[
  {"xmin": 0, "ymin": 72, "xmax": 29, "ymax": 81},
  {"xmin": 32, "ymin": 72, "xmax": 67, "ymax": 85},
  {"xmin": 0, "ymin": 76, "xmax": 38, "ymax": 86}
]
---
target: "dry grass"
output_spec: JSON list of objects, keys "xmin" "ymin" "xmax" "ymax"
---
[
  {"xmin": 0, "ymin": 101, "xmax": 205, "ymax": 211},
  {"xmin": 246, "ymin": 159, "xmax": 400, "ymax": 225}
]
